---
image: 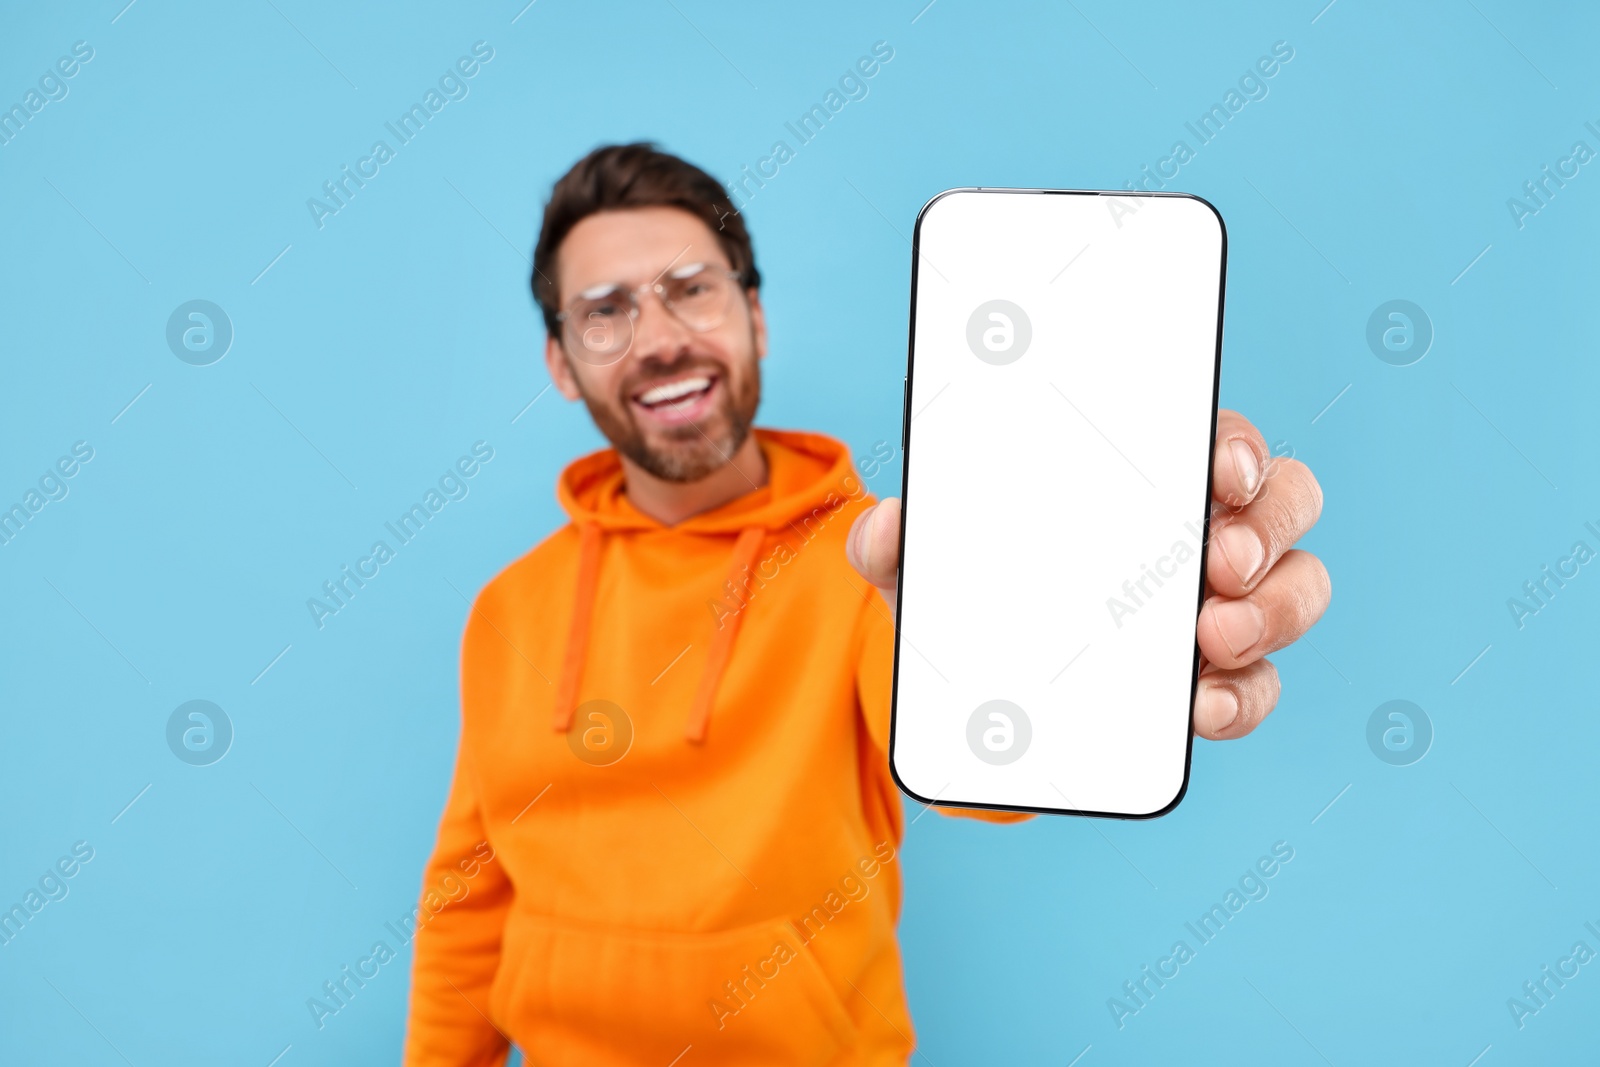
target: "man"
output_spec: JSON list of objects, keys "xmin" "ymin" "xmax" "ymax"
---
[{"xmin": 402, "ymin": 143, "xmax": 1330, "ymax": 1066}]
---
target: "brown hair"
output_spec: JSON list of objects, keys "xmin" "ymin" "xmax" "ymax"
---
[{"xmin": 531, "ymin": 142, "xmax": 760, "ymax": 338}]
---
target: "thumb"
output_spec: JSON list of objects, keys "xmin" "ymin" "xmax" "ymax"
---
[{"xmin": 846, "ymin": 498, "xmax": 901, "ymax": 590}]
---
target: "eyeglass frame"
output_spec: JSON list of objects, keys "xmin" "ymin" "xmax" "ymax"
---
[{"xmin": 553, "ymin": 261, "xmax": 752, "ymax": 360}]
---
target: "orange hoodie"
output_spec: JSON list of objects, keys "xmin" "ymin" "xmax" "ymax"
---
[{"xmin": 403, "ymin": 427, "xmax": 1026, "ymax": 1067}]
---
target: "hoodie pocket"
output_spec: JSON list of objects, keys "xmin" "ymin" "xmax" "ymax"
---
[{"xmin": 490, "ymin": 907, "xmax": 859, "ymax": 1066}]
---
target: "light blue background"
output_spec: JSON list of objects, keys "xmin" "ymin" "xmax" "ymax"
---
[{"xmin": 3, "ymin": 1, "xmax": 1596, "ymax": 1064}]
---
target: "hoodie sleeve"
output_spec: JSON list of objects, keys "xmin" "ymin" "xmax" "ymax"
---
[
  {"xmin": 402, "ymin": 733, "xmax": 515, "ymax": 1066},
  {"xmin": 853, "ymin": 583, "xmax": 1034, "ymax": 825}
]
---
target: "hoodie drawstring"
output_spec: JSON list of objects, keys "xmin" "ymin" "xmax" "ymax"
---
[
  {"xmin": 685, "ymin": 525, "xmax": 767, "ymax": 744},
  {"xmin": 553, "ymin": 522, "xmax": 768, "ymax": 744},
  {"xmin": 553, "ymin": 520, "xmax": 604, "ymax": 733}
]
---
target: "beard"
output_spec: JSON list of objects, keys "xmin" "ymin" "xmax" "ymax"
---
[{"xmin": 572, "ymin": 348, "xmax": 762, "ymax": 484}]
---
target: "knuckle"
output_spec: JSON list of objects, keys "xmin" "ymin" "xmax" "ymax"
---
[
  {"xmin": 1299, "ymin": 551, "xmax": 1333, "ymax": 616},
  {"xmin": 1245, "ymin": 660, "xmax": 1282, "ymax": 729},
  {"xmin": 1255, "ymin": 464, "xmax": 1319, "ymax": 553},
  {"xmin": 1260, "ymin": 553, "xmax": 1328, "ymax": 651},
  {"xmin": 1284, "ymin": 460, "xmax": 1325, "ymax": 528},
  {"xmin": 1303, "ymin": 464, "xmax": 1325, "ymax": 519},
  {"xmin": 1262, "ymin": 455, "xmax": 1306, "ymax": 494},
  {"xmin": 1231, "ymin": 660, "xmax": 1277, "ymax": 730},
  {"xmin": 1286, "ymin": 549, "xmax": 1328, "ymax": 603}
]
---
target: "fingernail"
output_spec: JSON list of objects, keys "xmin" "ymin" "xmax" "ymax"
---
[
  {"xmin": 1215, "ymin": 523, "xmax": 1265, "ymax": 586},
  {"xmin": 1230, "ymin": 438, "xmax": 1260, "ymax": 497},
  {"xmin": 1196, "ymin": 683, "xmax": 1239, "ymax": 734},
  {"xmin": 1210, "ymin": 599, "xmax": 1266, "ymax": 660}
]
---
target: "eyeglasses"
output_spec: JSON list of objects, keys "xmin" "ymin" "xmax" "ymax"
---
[{"xmin": 556, "ymin": 262, "xmax": 745, "ymax": 365}]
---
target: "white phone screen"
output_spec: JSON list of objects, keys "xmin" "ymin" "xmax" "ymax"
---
[{"xmin": 890, "ymin": 188, "xmax": 1225, "ymax": 819}]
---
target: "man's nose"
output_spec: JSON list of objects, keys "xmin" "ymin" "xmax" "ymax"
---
[{"xmin": 628, "ymin": 288, "xmax": 691, "ymax": 362}]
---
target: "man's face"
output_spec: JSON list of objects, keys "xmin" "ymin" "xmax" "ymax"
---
[{"xmin": 544, "ymin": 206, "xmax": 766, "ymax": 483}]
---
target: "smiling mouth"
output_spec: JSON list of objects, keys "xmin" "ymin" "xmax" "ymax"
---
[{"xmin": 631, "ymin": 373, "xmax": 718, "ymax": 422}]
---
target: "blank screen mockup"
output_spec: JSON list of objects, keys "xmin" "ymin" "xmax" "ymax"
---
[{"xmin": 890, "ymin": 189, "xmax": 1225, "ymax": 819}]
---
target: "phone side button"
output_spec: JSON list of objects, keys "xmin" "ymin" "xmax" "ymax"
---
[{"xmin": 901, "ymin": 376, "xmax": 908, "ymax": 451}]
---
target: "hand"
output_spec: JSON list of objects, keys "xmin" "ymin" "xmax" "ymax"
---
[
  {"xmin": 1192, "ymin": 410, "xmax": 1330, "ymax": 740},
  {"xmin": 845, "ymin": 409, "xmax": 1331, "ymax": 742}
]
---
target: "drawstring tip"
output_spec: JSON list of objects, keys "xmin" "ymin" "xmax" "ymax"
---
[{"xmin": 683, "ymin": 705, "xmax": 709, "ymax": 744}]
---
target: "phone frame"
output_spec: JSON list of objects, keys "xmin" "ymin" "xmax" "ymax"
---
[{"xmin": 886, "ymin": 187, "xmax": 1228, "ymax": 821}]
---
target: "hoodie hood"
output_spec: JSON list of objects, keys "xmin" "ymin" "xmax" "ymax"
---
[{"xmin": 551, "ymin": 427, "xmax": 860, "ymax": 743}]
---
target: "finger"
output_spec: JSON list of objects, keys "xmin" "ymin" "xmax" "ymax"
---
[
  {"xmin": 1196, "ymin": 549, "xmax": 1331, "ymax": 670},
  {"xmin": 846, "ymin": 498, "xmax": 901, "ymax": 590},
  {"xmin": 1193, "ymin": 658, "xmax": 1281, "ymax": 740},
  {"xmin": 1206, "ymin": 457, "xmax": 1325, "ymax": 597},
  {"xmin": 1211, "ymin": 409, "xmax": 1269, "ymax": 512}
]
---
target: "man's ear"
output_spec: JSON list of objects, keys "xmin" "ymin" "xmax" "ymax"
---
[
  {"xmin": 746, "ymin": 288, "xmax": 768, "ymax": 360},
  {"xmin": 545, "ymin": 335, "xmax": 582, "ymax": 400}
]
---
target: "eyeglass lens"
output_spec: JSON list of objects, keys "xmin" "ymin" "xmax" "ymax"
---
[{"xmin": 564, "ymin": 264, "xmax": 736, "ymax": 360}]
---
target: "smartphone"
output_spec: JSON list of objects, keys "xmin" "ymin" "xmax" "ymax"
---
[{"xmin": 889, "ymin": 188, "xmax": 1226, "ymax": 819}]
